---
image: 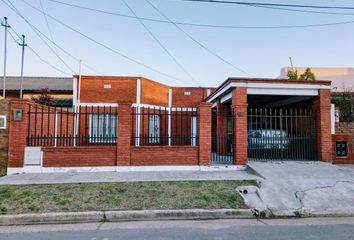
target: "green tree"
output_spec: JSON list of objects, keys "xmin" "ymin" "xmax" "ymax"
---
[
  {"xmin": 31, "ymin": 88, "xmax": 56, "ymax": 106},
  {"xmin": 299, "ymin": 68, "xmax": 316, "ymax": 81},
  {"xmin": 287, "ymin": 68, "xmax": 316, "ymax": 81}
]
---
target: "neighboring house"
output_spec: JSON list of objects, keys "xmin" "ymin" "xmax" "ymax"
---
[
  {"xmin": 0, "ymin": 76, "xmax": 73, "ymax": 107},
  {"xmin": 280, "ymin": 67, "xmax": 354, "ymax": 92},
  {"xmin": 5, "ymin": 74, "xmax": 348, "ymax": 175},
  {"xmin": 280, "ymin": 67, "xmax": 354, "ymax": 139}
]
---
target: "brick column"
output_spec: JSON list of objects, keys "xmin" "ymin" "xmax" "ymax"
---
[
  {"xmin": 8, "ymin": 100, "xmax": 31, "ymax": 168},
  {"xmin": 116, "ymin": 102, "xmax": 132, "ymax": 166},
  {"xmin": 313, "ymin": 89, "xmax": 332, "ymax": 162},
  {"xmin": 0, "ymin": 100, "xmax": 10, "ymax": 175},
  {"xmin": 198, "ymin": 102, "xmax": 212, "ymax": 165},
  {"xmin": 231, "ymin": 87, "xmax": 248, "ymax": 165}
]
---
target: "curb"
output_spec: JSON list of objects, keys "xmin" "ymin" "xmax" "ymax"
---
[{"xmin": 0, "ymin": 209, "xmax": 253, "ymax": 226}]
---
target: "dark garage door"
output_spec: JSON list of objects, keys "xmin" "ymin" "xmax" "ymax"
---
[{"xmin": 248, "ymin": 108, "xmax": 317, "ymax": 161}]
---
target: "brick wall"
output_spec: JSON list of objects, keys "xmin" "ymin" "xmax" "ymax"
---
[
  {"xmin": 332, "ymin": 134, "xmax": 353, "ymax": 164},
  {"xmin": 43, "ymin": 146, "xmax": 116, "ymax": 167},
  {"xmin": 79, "ymin": 76, "xmax": 137, "ymax": 103},
  {"xmin": 0, "ymin": 100, "xmax": 10, "ymax": 176},
  {"xmin": 130, "ymin": 146, "xmax": 198, "ymax": 165}
]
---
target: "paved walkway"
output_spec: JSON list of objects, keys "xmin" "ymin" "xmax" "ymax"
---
[
  {"xmin": 247, "ymin": 161, "xmax": 354, "ymax": 216},
  {"xmin": 0, "ymin": 168, "xmax": 260, "ymax": 185}
]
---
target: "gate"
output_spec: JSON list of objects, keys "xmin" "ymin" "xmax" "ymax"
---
[
  {"xmin": 211, "ymin": 108, "xmax": 234, "ymax": 164},
  {"xmin": 248, "ymin": 108, "xmax": 317, "ymax": 161}
]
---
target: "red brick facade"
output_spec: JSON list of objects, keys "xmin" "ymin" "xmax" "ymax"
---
[{"xmin": 5, "ymin": 76, "xmax": 345, "ymax": 173}]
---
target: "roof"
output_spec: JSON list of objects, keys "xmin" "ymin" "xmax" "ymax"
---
[
  {"xmin": 205, "ymin": 77, "xmax": 332, "ymax": 102},
  {"xmin": 0, "ymin": 76, "xmax": 73, "ymax": 91}
]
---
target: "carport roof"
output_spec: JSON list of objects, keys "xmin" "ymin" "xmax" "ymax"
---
[{"xmin": 206, "ymin": 77, "xmax": 331, "ymax": 103}]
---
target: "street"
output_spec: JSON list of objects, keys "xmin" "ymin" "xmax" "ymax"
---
[{"xmin": 1, "ymin": 217, "xmax": 354, "ymax": 240}]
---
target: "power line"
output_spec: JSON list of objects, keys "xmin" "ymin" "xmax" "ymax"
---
[
  {"xmin": 145, "ymin": 0, "xmax": 252, "ymax": 77},
  {"xmin": 4, "ymin": 0, "xmax": 75, "ymax": 74},
  {"xmin": 120, "ymin": 0, "xmax": 198, "ymax": 86},
  {"xmin": 8, "ymin": 27, "xmax": 72, "ymax": 75},
  {"xmin": 39, "ymin": 0, "xmax": 66, "ymax": 73},
  {"xmin": 38, "ymin": 0, "xmax": 101, "ymax": 75},
  {"xmin": 180, "ymin": 0, "xmax": 354, "ymax": 10},
  {"xmin": 19, "ymin": 0, "xmax": 189, "ymax": 85},
  {"xmin": 44, "ymin": 0, "xmax": 354, "ymax": 29}
]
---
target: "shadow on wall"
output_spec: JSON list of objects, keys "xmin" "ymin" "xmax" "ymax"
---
[{"xmin": 0, "ymin": 100, "xmax": 10, "ymax": 176}]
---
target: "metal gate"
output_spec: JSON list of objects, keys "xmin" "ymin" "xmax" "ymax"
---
[
  {"xmin": 211, "ymin": 108, "xmax": 234, "ymax": 164},
  {"xmin": 248, "ymin": 108, "xmax": 317, "ymax": 161}
]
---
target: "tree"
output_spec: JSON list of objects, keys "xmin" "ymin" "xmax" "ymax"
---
[
  {"xmin": 287, "ymin": 69, "xmax": 298, "ymax": 80},
  {"xmin": 299, "ymin": 68, "xmax": 316, "ymax": 81},
  {"xmin": 287, "ymin": 68, "xmax": 316, "ymax": 81},
  {"xmin": 31, "ymin": 88, "xmax": 56, "ymax": 106}
]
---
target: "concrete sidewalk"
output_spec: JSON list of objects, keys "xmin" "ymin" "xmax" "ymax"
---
[
  {"xmin": 0, "ymin": 167, "xmax": 260, "ymax": 185},
  {"xmin": 246, "ymin": 161, "xmax": 354, "ymax": 217}
]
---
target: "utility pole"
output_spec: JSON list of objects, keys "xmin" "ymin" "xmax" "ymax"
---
[
  {"xmin": 289, "ymin": 57, "xmax": 295, "ymax": 72},
  {"xmin": 1, "ymin": 17, "xmax": 10, "ymax": 99},
  {"xmin": 19, "ymin": 35, "xmax": 27, "ymax": 99}
]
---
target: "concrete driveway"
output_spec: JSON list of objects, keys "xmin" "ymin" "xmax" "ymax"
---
[{"xmin": 247, "ymin": 161, "xmax": 354, "ymax": 217}]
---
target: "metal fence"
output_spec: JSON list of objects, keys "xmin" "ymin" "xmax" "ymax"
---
[
  {"xmin": 211, "ymin": 108, "xmax": 234, "ymax": 164},
  {"xmin": 26, "ymin": 104, "xmax": 118, "ymax": 147},
  {"xmin": 131, "ymin": 106, "xmax": 199, "ymax": 146},
  {"xmin": 248, "ymin": 108, "xmax": 317, "ymax": 161}
]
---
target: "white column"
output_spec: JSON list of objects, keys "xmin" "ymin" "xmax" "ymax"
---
[
  {"xmin": 331, "ymin": 103, "xmax": 335, "ymax": 134},
  {"xmin": 135, "ymin": 79, "xmax": 141, "ymax": 146},
  {"xmin": 168, "ymin": 89, "xmax": 172, "ymax": 146}
]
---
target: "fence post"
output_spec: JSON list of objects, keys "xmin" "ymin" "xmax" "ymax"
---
[
  {"xmin": 231, "ymin": 87, "xmax": 248, "ymax": 165},
  {"xmin": 198, "ymin": 102, "xmax": 212, "ymax": 165},
  {"xmin": 313, "ymin": 89, "xmax": 332, "ymax": 162},
  {"xmin": 8, "ymin": 99, "xmax": 31, "ymax": 169},
  {"xmin": 117, "ymin": 102, "xmax": 132, "ymax": 166}
]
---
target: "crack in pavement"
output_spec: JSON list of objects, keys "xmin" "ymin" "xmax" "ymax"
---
[{"xmin": 294, "ymin": 181, "xmax": 354, "ymax": 214}]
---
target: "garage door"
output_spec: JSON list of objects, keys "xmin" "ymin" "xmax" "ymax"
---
[{"xmin": 248, "ymin": 108, "xmax": 317, "ymax": 161}]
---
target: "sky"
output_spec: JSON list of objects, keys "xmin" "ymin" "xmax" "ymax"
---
[{"xmin": 0, "ymin": 0, "xmax": 354, "ymax": 87}]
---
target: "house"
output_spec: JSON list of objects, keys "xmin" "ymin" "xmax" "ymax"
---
[
  {"xmin": 2, "ymin": 74, "xmax": 352, "ymax": 175},
  {"xmin": 0, "ymin": 76, "xmax": 73, "ymax": 106}
]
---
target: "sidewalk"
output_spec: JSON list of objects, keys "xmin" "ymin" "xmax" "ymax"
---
[
  {"xmin": 0, "ymin": 167, "xmax": 260, "ymax": 185},
  {"xmin": 245, "ymin": 161, "xmax": 354, "ymax": 217}
]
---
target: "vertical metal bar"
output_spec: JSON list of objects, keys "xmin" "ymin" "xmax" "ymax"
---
[
  {"xmin": 40, "ymin": 104, "xmax": 44, "ymax": 146},
  {"xmin": 27, "ymin": 104, "xmax": 31, "ymax": 146},
  {"xmin": 59, "ymin": 105, "xmax": 63, "ymax": 146},
  {"xmin": 47, "ymin": 105, "xmax": 50, "ymax": 146},
  {"xmin": 66, "ymin": 106, "xmax": 69, "ymax": 146},
  {"xmin": 54, "ymin": 108, "xmax": 57, "ymax": 147},
  {"xmin": 103, "ymin": 106, "xmax": 106, "ymax": 144}
]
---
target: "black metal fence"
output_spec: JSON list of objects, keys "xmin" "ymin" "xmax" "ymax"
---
[
  {"xmin": 248, "ymin": 108, "xmax": 317, "ymax": 161},
  {"xmin": 131, "ymin": 106, "xmax": 199, "ymax": 146},
  {"xmin": 26, "ymin": 104, "xmax": 118, "ymax": 147},
  {"xmin": 211, "ymin": 108, "xmax": 234, "ymax": 164}
]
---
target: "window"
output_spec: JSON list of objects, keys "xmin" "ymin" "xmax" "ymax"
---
[
  {"xmin": 184, "ymin": 91, "xmax": 191, "ymax": 96},
  {"xmin": 149, "ymin": 115, "xmax": 160, "ymax": 143},
  {"xmin": 89, "ymin": 113, "xmax": 117, "ymax": 143},
  {"xmin": 103, "ymin": 84, "xmax": 111, "ymax": 89}
]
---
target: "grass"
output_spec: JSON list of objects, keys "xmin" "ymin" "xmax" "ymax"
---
[{"xmin": 0, "ymin": 180, "xmax": 258, "ymax": 214}]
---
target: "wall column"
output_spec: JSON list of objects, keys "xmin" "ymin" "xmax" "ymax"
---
[
  {"xmin": 231, "ymin": 87, "xmax": 248, "ymax": 165},
  {"xmin": 313, "ymin": 89, "xmax": 332, "ymax": 162},
  {"xmin": 198, "ymin": 102, "xmax": 212, "ymax": 165},
  {"xmin": 117, "ymin": 102, "xmax": 132, "ymax": 166},
  {"xmin": 8, "ymin": 100, "xmax": 30, "ymax": 169}
]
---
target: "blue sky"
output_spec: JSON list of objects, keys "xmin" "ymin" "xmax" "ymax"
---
[{"xmin": 1, "ymin": 0, "xmax": 354, "ymax": 87}]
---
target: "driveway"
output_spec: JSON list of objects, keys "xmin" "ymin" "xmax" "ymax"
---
[{"xmin": 247, "ymin": 161, "xmax": 354, "ymax": 217}]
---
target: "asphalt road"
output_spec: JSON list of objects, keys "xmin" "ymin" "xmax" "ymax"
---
[{"xmin": 1, "ymin": 217, "xmax": 354, "ymax": 240}]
